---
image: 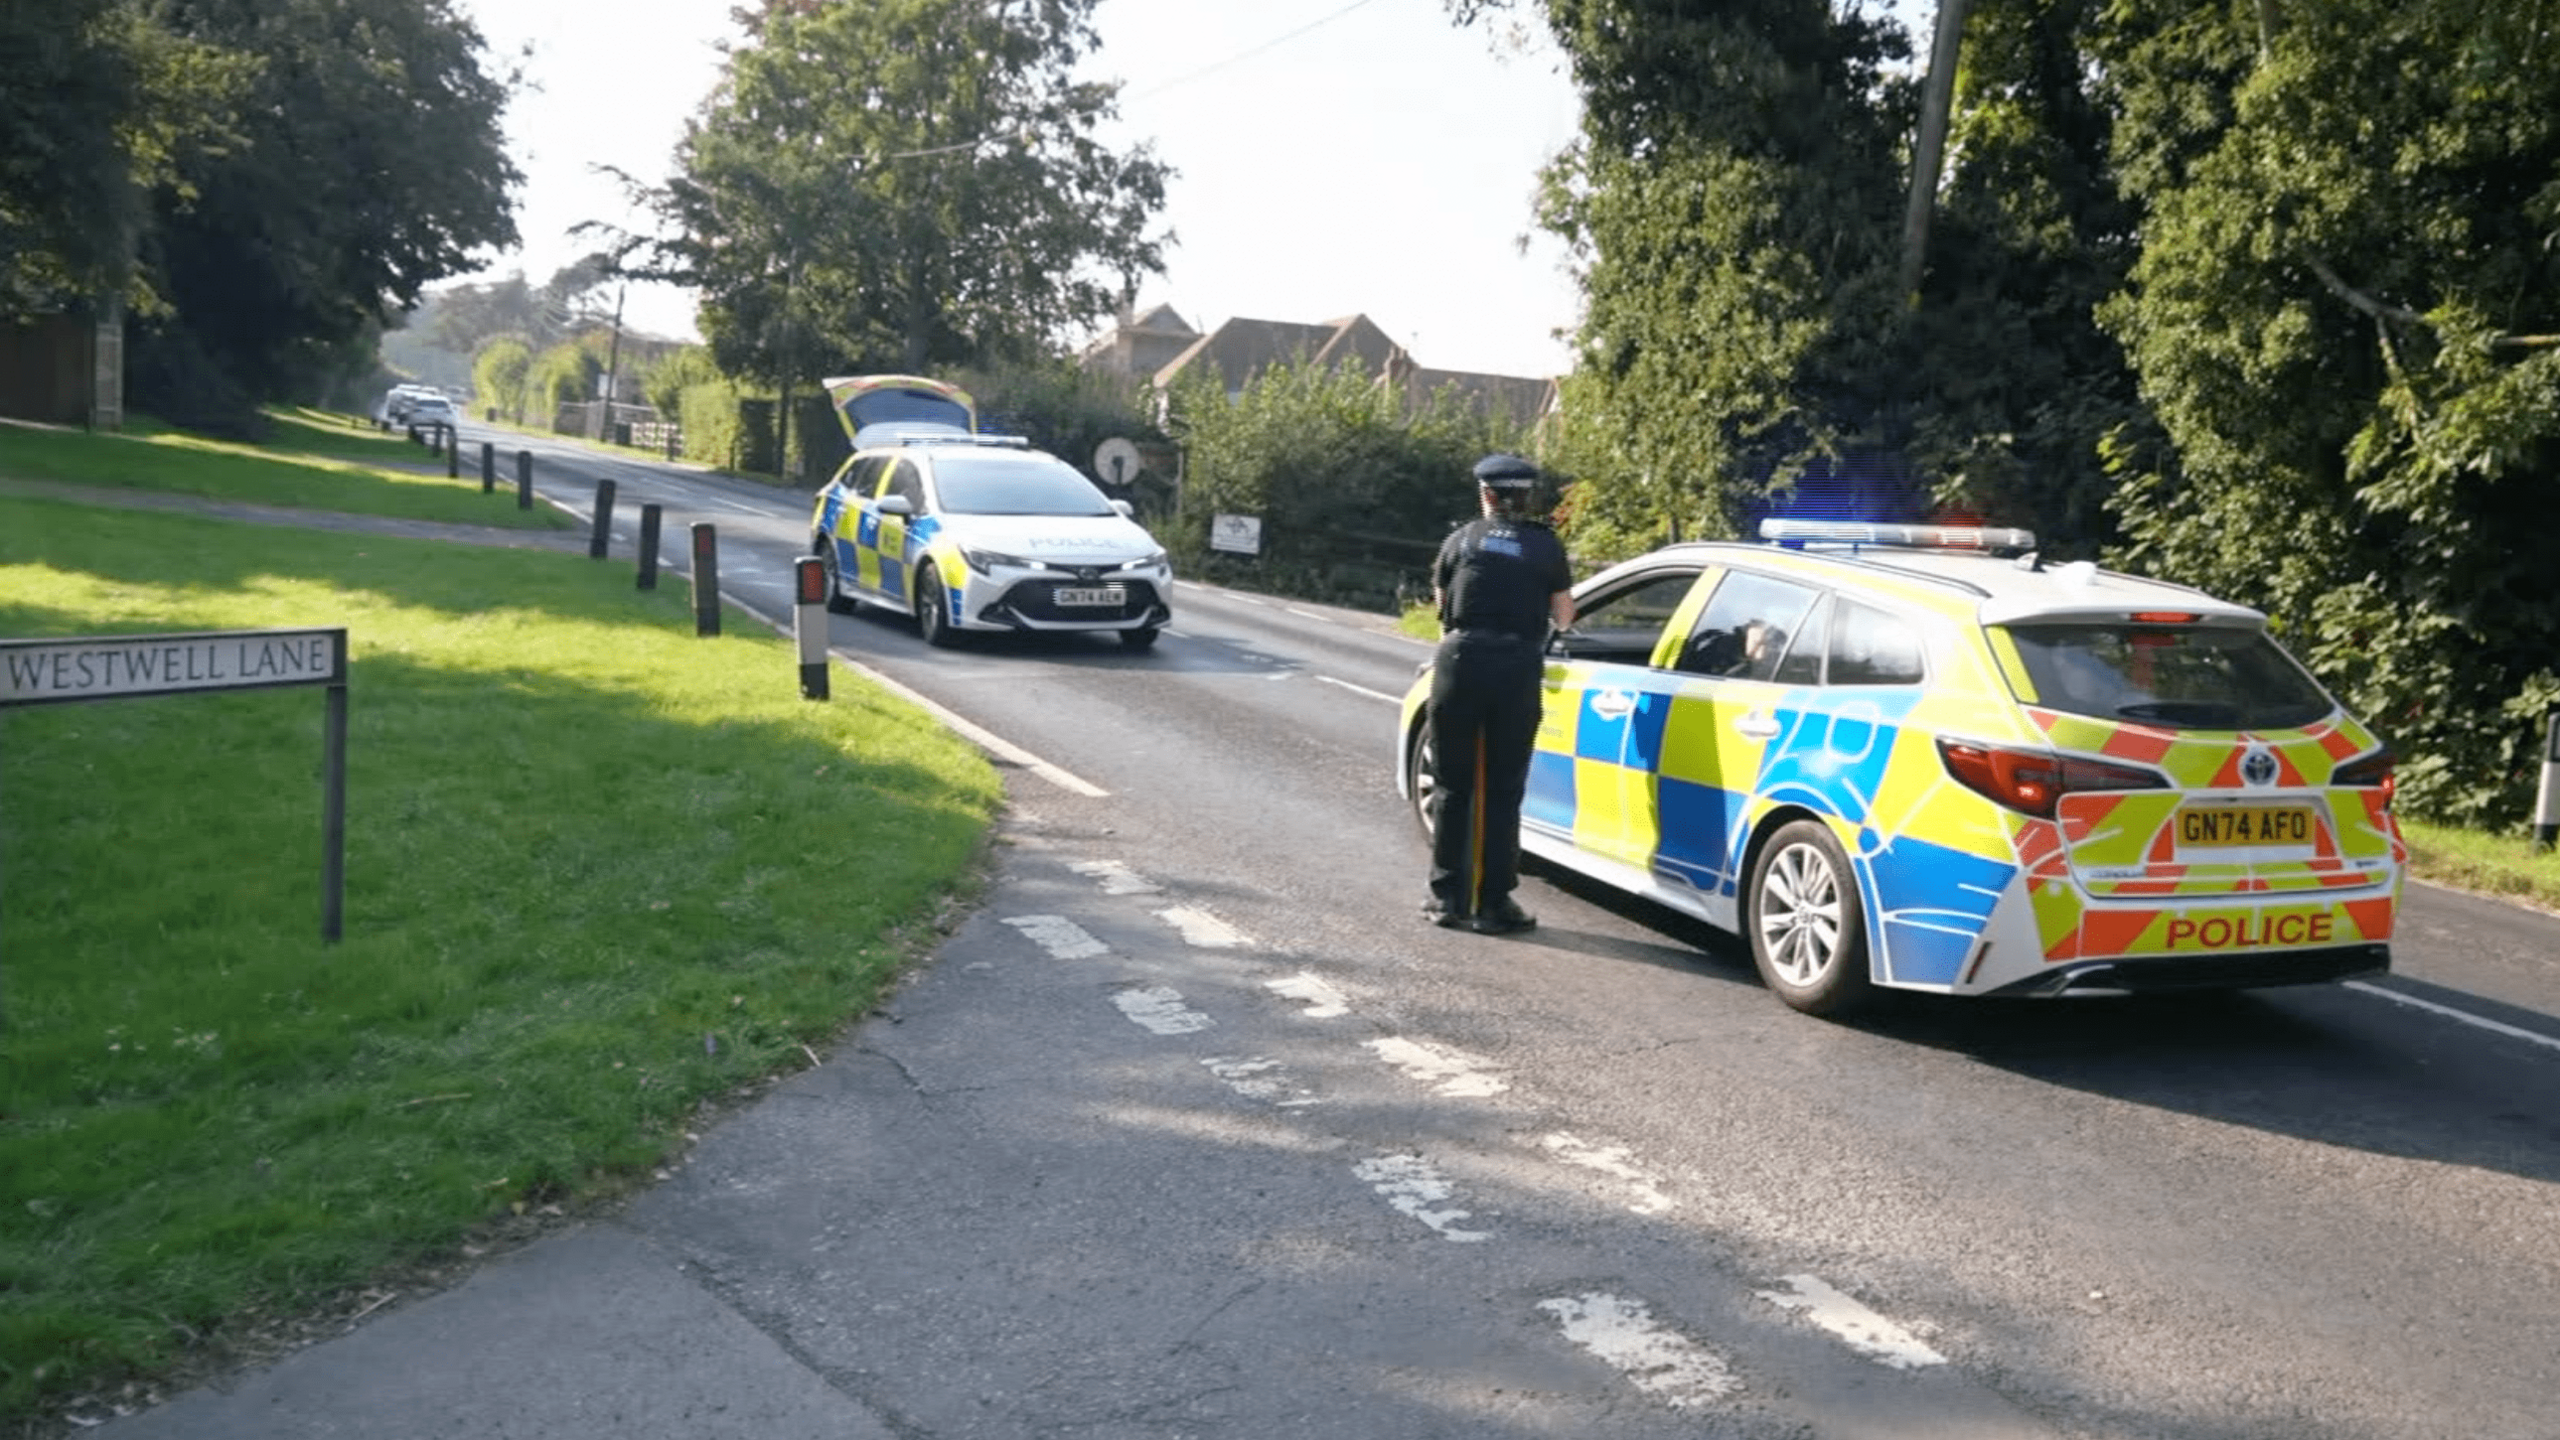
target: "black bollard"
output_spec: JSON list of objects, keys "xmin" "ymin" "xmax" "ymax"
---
[
  {"xmin": 446, "ymin": 427, "xmax": 460, "ymax": 478},
  {"xmin": 690, "ymin": 523, "xmax": 720, "ymax": 636},
  {"xmin": 480, "ymin": 441, "xmax": 494, "ymax": 494},
  {"xmin": 588, "ymin": 478, "xmax": 616, "ymax": 559},
  {"xmin": 515, "ymin": 450, "xmax": 533, "ymax": 510},
  {"xmin": 637, "ymin": 504, "xmax": 662, "ymax": 590}
]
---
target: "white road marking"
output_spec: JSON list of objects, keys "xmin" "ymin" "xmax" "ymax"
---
[
  {"xmin": 1540, "ymin": 1132, "xmax": 1676, "ymax": 1215},
  {"xmin": 2344, "ymin": 980, "xmax": 2560, "ymax": 1056},
  {"xmin": 1315, "ymin": 674, "xmax": 1402, "ymax": 704},
  {"xmin": 1537, "ymin": 1292, "xmax": 1741, "ymax": 1408},
  {"xmin": 1067, "ymin": 859, "xmax": 1162, "ymax": 895},
  {"xmin": 1000, "ymin": 914, "xmax": 1108, "ymax": 960},
  {"xmin": 1265, "ymin": 971, "xmax": 1349, "ymax": 1018},
  {"xmin": 1352, "ymin": 1154, "xmax": 1491, "ymax": 1241},
  {"xmin": 1753, "ymin": 1274, "xmax": 1947, "ymax": 1370},
  {"xmin": 1285, "ymin": 606, "xmax": 1334, "ymax": 622},
  {"xmin": 1202, "ymin": 1056, "xmax": 1320, "ymax": 1107},
  {"xmin": 1156, "ymin": 905, "xmax": 1251, "ymax": 948},
  {"xmin": 1366, "ymin": 1037, "xmax": 1507, "ymax": 1097},
  {"xmin": 1110, "ymin": 985, "xmax": 1214, "ymax": 1035}
]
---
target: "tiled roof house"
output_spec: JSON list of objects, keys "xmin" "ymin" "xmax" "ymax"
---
[{"xmin": 1081, "ymin": 306, "xmax": 1557, "ymax": 429}]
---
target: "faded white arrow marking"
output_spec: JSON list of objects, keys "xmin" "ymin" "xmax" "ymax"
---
[
  {"xmin": 1541, "ymin": 1132, "xmax": 1676, "ymax": 1215},
  {"xmin": 1367, "ymin": 1036, "xmax": 1506, "ymax": 1097},
  {"xmin": 1001, "ymin": 914, "xmax": 1106, "ymax": 959},
  {"xmin": 1754, "ymin": 1274, "xmax": 1946, "ymax": 1370},
  {"xmin": 1265, "ymin": 971, "xmax": 1349, "ymax": 1019},
  {"xmin": 1156, "ymin": 906, "xmax": 1250, "ymax": 948},
  {"xmin": 1110, "ymin": 985, "xmax": 1214, "ymax": 1035},
  {"xmin": 1067, "ymin": 859, "xmax": 1162, "ymax": 895},
  {"xmin": 1353, "ymin": 1154, "xmax": 1490, "ymax": 1241},
  {"xmin": 1538, "ymin": 1292, "xmax": 1740, "ymax": 1408},
  {"xmin": 1202, "ymin": 1056, "xmax": 1320, "ymax": 1107}
]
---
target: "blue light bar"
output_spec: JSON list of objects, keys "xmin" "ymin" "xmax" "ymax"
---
[{"xmin": 1759, "ymin": 518, "xmax": 2037, "ymax": 555}]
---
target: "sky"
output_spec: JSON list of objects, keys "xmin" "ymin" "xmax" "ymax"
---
[{"xmin": 444, "ymin": 0, "xmax": 1589, "ymax": 380}]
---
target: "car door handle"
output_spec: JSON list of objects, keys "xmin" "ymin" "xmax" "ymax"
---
[{"xmin": 1733, "ymin": 711, "xmax": 1780, "ymax": 741}]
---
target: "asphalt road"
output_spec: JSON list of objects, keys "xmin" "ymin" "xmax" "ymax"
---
[{"xmin": 97, "ymin": 420, "xmax": 2560, "ymax": 1440}]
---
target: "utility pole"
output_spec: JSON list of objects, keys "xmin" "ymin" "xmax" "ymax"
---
[
  {"xmin": 1898, "ymin": 0, "xmax": 1973, "ymax": 303},
  {"xmin": 597, "ymin": 281, "xmax": 626, "ymax": 442}
]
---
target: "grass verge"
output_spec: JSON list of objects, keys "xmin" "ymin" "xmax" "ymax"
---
[
  {"xmin": 0, "ymin": 411, "xmax": 566, "ymax": 531},
  {"xmin": 0, "ymin": 491, "xmax": 1001, "ymax": 1423},
  {"xmin": 2397, "ymin": 818, "xmax": 2560, "ymax": 913}
]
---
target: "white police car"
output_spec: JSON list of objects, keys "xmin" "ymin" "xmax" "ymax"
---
[{"xmin": 807, "ymin": 375, "xmax": 1173, "ymax": 649}]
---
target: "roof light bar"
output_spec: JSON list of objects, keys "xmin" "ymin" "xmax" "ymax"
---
[{"xmin": 1759, "ymin": 518, "xmax": 2038, "ymax": 555}]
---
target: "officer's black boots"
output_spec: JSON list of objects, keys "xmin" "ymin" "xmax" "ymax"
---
[
  {"xmin": 1471, "ymin": 898, "xmax": 1537, "ymax": 936},
  {"xmin": 1421, "ymin": 897, "xmax": 1471, "ymax": 929}
]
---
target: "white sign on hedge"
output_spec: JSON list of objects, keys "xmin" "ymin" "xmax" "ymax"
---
[{"xmin": 1210, "ymin": 514, "xmax": 1262, "ymax": 556}]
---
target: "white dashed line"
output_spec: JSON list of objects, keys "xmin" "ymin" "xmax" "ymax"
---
[
  {"xmin": 1366, "ymin": 1037, "xmax": 1507, "ymax": 1097},
  {"xmin": 1202, "ymin": 1056, "xmax": 1321, "ymax": 1107},
  {"xmin": 1537, "ymin": 1292, "xmax": 1740, "ymax": 1408},
  {"xmin": 1067, "ymin": 859, "xmax": 1163, "ymax": 895},
  {"xmin": 1353, "ymin": 1154, "xmax": 1491, "ymax": 1242},
  {"xmin": 1754, "ymin": 1275, "xmax": 1946, "ymax": 1370},
  {"xmin": 1265, "ymin": 971, "xmax": 1350, "ymax": 1019},
  {"xmin": 1540, "ymin": 1132, "xmax": 1676, "ymax": 1216},
  {"xmin": 1156, "ymin": 905, "xmax": 1251, "ymax": 948},
  {"xmin": 2344, "ymin": 980, "xmax": 2560, "ymax": 1056},
  {"xmin": 1000, "ymin": 914, "xmax": 1108, "ymax": 960},
  {"xmin": 1315, "ymin": 674, "xmax": 1402, "ymax": 704},
  {"xmin": 1110, "ymin": 985, "xmax": 1214, "ymax": 1035}
]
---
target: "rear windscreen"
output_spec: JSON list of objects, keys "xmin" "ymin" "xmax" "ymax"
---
[
  {"xmin": 842, "ymin": 386, "xmax": 973, "ymax": 433},
  {"xmin": 1999, "ymin": 622, "xmax": 2335, "ymax": 731}
]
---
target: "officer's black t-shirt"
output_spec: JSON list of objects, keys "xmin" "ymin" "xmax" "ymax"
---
[{"xmin": 1435, "ymin": 516, "xmax": 1571, "ymax": 642}]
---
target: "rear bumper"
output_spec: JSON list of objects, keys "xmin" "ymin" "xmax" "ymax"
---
[{"xmin": 1984, "ymin": 943, "xmax": 2389, "ymax": 997}]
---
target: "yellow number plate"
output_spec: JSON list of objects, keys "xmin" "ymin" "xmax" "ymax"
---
[{"xmin": 2178, "ymin": 807, "xmax": 2315, "ymax": 848}]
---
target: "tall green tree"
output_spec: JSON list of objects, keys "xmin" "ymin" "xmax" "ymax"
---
[
  {"xmin": 2094, "ymin": 0, "xmax": 2560, "ymax": 822},
  {"xmin": 0, "ymin": 0, "xmax": 246, "ymax": 315},
  {"xmin": 127, "ymin": 0, "xmax": 519, "ymax": 427},
  {"xmin": 644, "ymin": 0, "xmax": 1172, "ymax": 384}
]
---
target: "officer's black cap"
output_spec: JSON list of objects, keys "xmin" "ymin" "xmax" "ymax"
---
[{"xmin": 1473, "ymin": 453, "xmax": 1540, "ymax": 490}]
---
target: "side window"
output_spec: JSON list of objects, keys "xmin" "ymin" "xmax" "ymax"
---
[
  {"xmin": 1555, "ymin": 570, "xmax": 1703, "ymax": 664},
  {"xmin": 1829, "ymin": 599, "xmax": 1926, "ymax": 684},
  {"xmin": 886, "ymin": 459, "xmax": 927, "ymax": 511},
  {"xmin": 1675, "ymin": 571, "xmax": 1822, "ymax": 680},
  {"xmin": 1772, "ymin": 594, "xmax": 1831, "ymax": 685},
  {"xmin": 843, "ymin": 455, "xmax": 890, "ymax": 499}
]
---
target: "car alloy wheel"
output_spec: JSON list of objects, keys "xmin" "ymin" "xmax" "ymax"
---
[
  {"xmin": 1746, "ymin": 818, "xmax": 1874, "ymax": 1016},
  {"xmin": 916, "ymin": 574, "xmax": 959, "ymax": 648},
  {"xmin": 816, "ymin": 538, "xmax": 856, "ymax": 614},
  {"xmin": 1405, "ymin": 724, "xmax": 1439, "ymax": 840}
]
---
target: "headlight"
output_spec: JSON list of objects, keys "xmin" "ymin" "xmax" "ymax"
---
[
  {"xmin": 1127, "ymin": 549, "xmax": 1168, "ymax": 571},
  {"xmin": 961, "ymin": 546, "xmax": 1038, "ymax": 573}
]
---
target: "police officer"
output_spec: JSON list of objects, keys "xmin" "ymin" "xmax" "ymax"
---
[{"xmin": 1423, "ymin": 453, "xmax": 1575, "ymax": 934}]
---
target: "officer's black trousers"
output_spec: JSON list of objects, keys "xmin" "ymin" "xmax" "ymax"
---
[{"xmin": 1426, "ymin": 635, "xmax": 1544, "ymax": 915}]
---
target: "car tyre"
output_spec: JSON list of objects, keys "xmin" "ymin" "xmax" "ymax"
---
[
  {"xmin": 1120, "ymin": 625, "xmax": 1160, "ymax": 651},
  {"xmin": 815, "ymin": 539, "xmax": 857, "ymax": 615},
  {"xmin": 1746, "ymin": 818, "xmax": 1874, "ymax": 1016},
  {"xmin": 1404, "ymin": 723, "xmax": 1439, "ymax": 841},
  {"xmin": 915, "ymin": 573, "xmax": 960, "ymax": 648}
]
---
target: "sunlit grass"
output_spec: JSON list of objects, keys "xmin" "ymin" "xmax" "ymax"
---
[
  {"xmin": 0, "ymin": 413, "xmax": 564, "ymax": 530},
  {"xmin": 2397, "ymin": 817, "xmax": 2560, "ymax": 913},
  {"xmin": 0, "ymin": 492, "xmax": 1000, "ymax": 1419}
]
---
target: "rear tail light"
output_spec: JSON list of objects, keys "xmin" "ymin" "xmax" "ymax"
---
[
  {"xmin": 1936, "ymin": 738, "xmax": 2169, "ymax": 819},
  {"xmin": 2333, "ymin": 747, "xmax": 2397, "ymax": 806}
]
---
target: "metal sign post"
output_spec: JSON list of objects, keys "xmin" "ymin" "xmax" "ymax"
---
[{"xmin": 0, "ymin": 629, "xmax": 351, "ymax": 945}]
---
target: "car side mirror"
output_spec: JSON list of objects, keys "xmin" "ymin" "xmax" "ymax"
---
[
  {"xmin": 875, "ymin": 494, "xmax": 914, "ymax": 518},
  {"xmin": 1109, "ymin": 499, "xmax": 1134, "ymax": 518}
]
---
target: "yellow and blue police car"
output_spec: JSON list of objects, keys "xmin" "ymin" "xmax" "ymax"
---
[
  {"xmin": 808, "ymin": 375, "xmax": 1173, "ymax": 649},
  {"xmin": 1396, "ymin": 519, "xmax": 2402, "ymax": 1015}
]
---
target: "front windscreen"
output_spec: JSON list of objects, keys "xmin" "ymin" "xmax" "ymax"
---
[
  {"xmin": 932, "ymin": 456, "xmax": 1114, "ymax": 517},
  {"xmin": 2000, "ymin": 622, "xmax": 2336, "ymax": 731}
]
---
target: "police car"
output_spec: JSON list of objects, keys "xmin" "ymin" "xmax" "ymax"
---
[
  {"xmin": 1396, "ymin": 519, "xmax": 2403, "ymax": 1015},
  {"xmin": 807, "ymin": 375, "xmax": 1173, "ymax": 649}
]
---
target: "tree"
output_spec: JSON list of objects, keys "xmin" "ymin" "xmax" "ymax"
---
[
  {"xmin": 125, "ymin": 0, "xmax": 520, "ymax": 427},
  {"xmin": 640, "ymin": 0, "xmax": 1171, "ymax": 385},
  {"xmin": 2093, "ymin": 0, "xmax": 2560, "ymax": 822},
  {"xmin": 472, "ymin": 336, "xmax": 532, "ymax": 421},
  {"xmin": 0, "ymin": 0, "xmax": 247, "ymax": 317}
]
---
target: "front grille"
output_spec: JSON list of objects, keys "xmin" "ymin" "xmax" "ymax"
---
[{"xmin": 994, "ymin": 579, "xmax": 1163, "ymax": 625}]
